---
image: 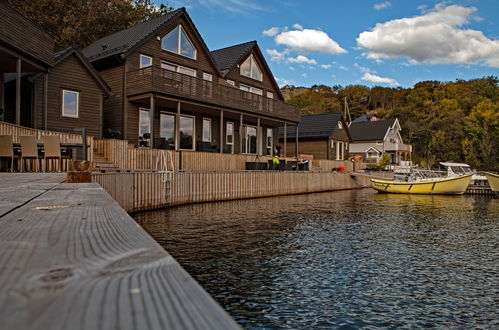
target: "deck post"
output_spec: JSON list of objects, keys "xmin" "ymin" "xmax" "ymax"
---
[
  {"xmin": 0, "ymin": 73, "xmax": 4, "ymax": 120},
  {"xmin": 239, "ymin": 114, "xmax": 243, "ymax": 154},
  {"xmin": 175, "ymin": 102, "xmax": 180, "ymax": 151},
  {"xmin": 15, "ymin": 58, "xmax": 21, "ymax": 125},
  {"xmin": 219, "ymin": 110, "xmax": 224, "ymax": 153},
  {"xmin": 257, "ymin": 117, "xmax": 261, "ymax": 156},
  {"xmin": 43, "ymin": 72, "xmax": 48, "ymax": 129},
  {"xmin": 149, "ymin": 95, "xmax": 155, "ymax": 148},
  {"xmin": 295, "ymin": 124, "xmax": 299, "ymax": 160},
  {"xmin": 283, "ymin": 123, "xmax": 287, "ymax": 158}
]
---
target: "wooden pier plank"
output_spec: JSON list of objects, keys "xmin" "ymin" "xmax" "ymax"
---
[{"xmin": 0, "ymin": 180, "xmax": 239, "ymax": 330}]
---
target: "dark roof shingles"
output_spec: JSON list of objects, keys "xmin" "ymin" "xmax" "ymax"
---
[
  {"xmin": 210, "ymin": 41, "xmax": 256, "ymax": 72},
  {"xmin": 279, "ymin": 113, "xmax": 343, "ymax": 139},
  {"xmin": 349, "ymin": 119, "xmax": 395, "ymax": 141}
]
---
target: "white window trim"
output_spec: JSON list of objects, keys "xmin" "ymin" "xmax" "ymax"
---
[
  {"xmin": 203, "ymin": 72, "xmax": 213, "ymax": 81},
  {"xmin": 338, "ymin": 121, "xmax": 343, "ymax": 129},
  {"xmin": 226, "ymin": 121, "xmax": 234, "ymax": 154},
  {"xmin": 160, "ymin": 112, "xmax": 175, "ymax": 140},
  {"xmin": 161, "ymin": 25, "xmax": 197, "ymax": 60},
  {"xmin": 138, "ymin": 107, "xmax": 150, "ymax": 136},
  {"xmin": 202, "ymin": 117, "xmax": 211, "ymax": 142},
  {"xmin": 240, "ymin": 84, "xmax": 262, "ymax": 95},
  {"xmin": 161, "ymin": 61, "xmax": 197, "ymax": 77},
  {"xmin": 243, "ymin": 124, "xmax": 258, "ymax": 154},
  {"xmin": 226, "ymin": 79, "xmax": 235, "ymax": 86},
  {"xmin": 140, "ymin": 54, "xmax": 152, "ymax": 68},
  {"xmin": 61, "ymin": 89, "xmax": 79, "ymax": 118},
  {"xmin": 266, "ymin": 92, "xmax": 273, "ymax": 99},
  {"xmin": 266, "ymin": 128, "xmax": 273, "ymax": 148},
  {"xmin": 179, "ymin": 114, "xmax": 195, "ymax": 151},
  {"xmin": 240, "ymin": 54, "xmax": 263, "ymax": 81}
]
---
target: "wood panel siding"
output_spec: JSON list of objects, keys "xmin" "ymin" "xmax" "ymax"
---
[
  {"xmin": 0, "ymin": 1, "xmax": 54, "ymax": 68},
  {"xmin": 100, "ymin": 65, "xmax": 124, "ymax": 135},
  {"xmin": 31, "ymin": 54, "xmax": 105, "ymax": 138},
  {"xmin": 284, "ymin": 139, "xmax": 329, "ymax": 159}
]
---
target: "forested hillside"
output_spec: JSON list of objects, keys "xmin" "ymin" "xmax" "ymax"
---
[{"xmin": 282, "ymin": 77, "xmax": 499, "ymax": 170}]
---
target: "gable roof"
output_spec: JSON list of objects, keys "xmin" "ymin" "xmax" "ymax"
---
[
  {"xmin": 82, "ymin": 8, "xmax": 184, "ymax": 63},
  {"xmin": 279, "ymin": 112, "xmax": 347, "ymax": 139},
  {"xmin": 55, "ymin": 46, "xmax": 111, "ymax": 94},
  {"xmin": 352, "ymin": 114, "xmax": 379, "ymax": 123},
  {"xmin": 211, "ymin": 41, "xmax": 284, "ymax": 100},
  {"xmin": 349, "ymin": 119, "xmax": 396, "ymax": 142}
]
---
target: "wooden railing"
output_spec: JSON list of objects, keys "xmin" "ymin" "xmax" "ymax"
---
[
  {"xmin": 93, "ymin": 171, "xmax": 372, "ymax": 212},
  {"xmin": 0, "ymin": 121, "xmax": 94, "ymax": 162},
  {"xmin": 126, "ymin": 67, "xmax": 301, "ymax": 122}
]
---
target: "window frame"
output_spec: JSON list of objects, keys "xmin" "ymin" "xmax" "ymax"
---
[
  {"xmin": 240, "ymin": 84, "xmax": 262, "ymax": 95},
  {"xmin": 226, "ymin": 79, "xmax": 235, "ymax": 86},
  {"xmin": 226, "ymin": 121, "xmax": 234, "ymax": 154},
  {"xmin": 203, "ymin": 72, "xmax": 213, "ymax": 81},
  {"xmin": 161, "ymin": 61, "xmax": 197, "ymax": 77},
  {"xmin": 266, "ymin": 128, "xmax": 273, "ymax": 155},
  {"xmin": 179, "ymin": 114, "xmax": 195, "ymax": 151},
  {"xmin": 160, "ymin": 112, "xmax": 175, "ymax": 147},
  {"xmin": 202, "ymin": 117, "xmax": 211, "ymax": 142},
  {"xmin": 240, "ymin": 54, "xmax": 263, "ymax": 81},
  {"xmin": 161, "ymin": 25, "xmax": 197, "ymax": 60},
  {"xmin": 139, "ymin": 54, "xmax": 152, "ymax": 68},
  {"xmin": 138, "ymin": 107, "xmax": 150, "ymax": 137},
  {"xmin": 61, "ymin": 89, "xmax": 79, "ymax": 118},
  {"xmin": 243, "ymin": 124, "xmax": 258, "ymax": 154}
]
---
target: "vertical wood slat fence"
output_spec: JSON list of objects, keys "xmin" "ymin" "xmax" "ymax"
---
[
  {"xmin": 93, "ymin": 139, "xmax": 363, "ymax": 172},
  {"xmin": 0, "ymin": 121, "xmax": 94, "ymax": 162},
  {"xmin": 93, "ymin": 171, "xmax": 372, "ymax": 213}
]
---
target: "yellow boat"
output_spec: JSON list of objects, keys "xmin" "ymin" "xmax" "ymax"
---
[
  {"xmin": 484, "ymin": 172, "xmax": 499, "ymax": 192},
  {"xmin": 371, "ymin": 174, "xmax": 472, "ymax": 195}
]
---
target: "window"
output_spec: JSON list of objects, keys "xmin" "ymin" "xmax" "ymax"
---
[
  {"xmin": 202, "ymin": 118, "xmax": 211, "ymax": 142},
  {"xmin": 226, "ymin": 79, "xmax": 235, "ymax": 86},
  {"xmin": 139, "ymin": 108, "xmax": 150, "ymax": 137},
  {"xmin": 62, "ymin": 90, "xmax": 79, "ymax": 118},
  {"xmin": 161, "ymin": 25, "xmax": 196, "ymax": 59},
  {"xmin": 140, "ymin": 54, "xmax": 152, "ymax": 68},
  {"xmin": 338, "ymin": 121, "xmax": 343, "ymax": 129},
  {"xmin": 244, "ymin": 125, "xmax": 257, "ymax": 154},
  {"xmin": 266, "ymin": 92, "xmax": 273, "ymax": 99},
  {"xmin": 179, "ymin": 115, "xmax": 194, "ymax": 150},
  {"xmin": 160, "ymin": 113, "xmax": 175, "ymax": 149},
  {"xmin": 376, "ymin": 141, "xmax": 383, "ymax": 145},
  {"xmin": 203, "ymin": 73, "xmax": 212, "ymax": 81},
  {"xmin": 161, "ymin": 61, "xmax": 196, "ymax": 77},
  {"xmin": 335, "ymin": 141, "xmax": 346, "ymax": 160},
  {"xmin": 240, "ymin": 54, "xmax": 262, "ymax": 81},
  {"xmin": 266, "ymin": 128, "xmax": 273, "ymax": 155},
  {"xmin": 226, "ymin": 122, "xmax": 234, "ymax": 153},
  {"xmin": 240, "ymin": 84, "xmax": 262, "ymax": 95}
]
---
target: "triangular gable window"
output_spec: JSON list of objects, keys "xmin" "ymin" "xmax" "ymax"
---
[
  {"xmin": 240, "ymin": 54, "xmax": 262, "ymax": 81},
  {"xmin": 162, "ymin": 25, "xmax": 196, "ymax": 59}
]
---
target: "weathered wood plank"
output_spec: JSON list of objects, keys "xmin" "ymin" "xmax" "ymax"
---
[{"xmin": 0, "ymin": 179, "xmax": 239, "ymax": 330}]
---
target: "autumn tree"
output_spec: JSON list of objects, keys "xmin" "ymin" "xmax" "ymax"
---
[{"xmin": 12, "ymin": 0, "xmax": 172, "ymax": 50}]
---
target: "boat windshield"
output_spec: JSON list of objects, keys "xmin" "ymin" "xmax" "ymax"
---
[{"xmin": 451, "ymin": 166, "xmax": 473, "ymax": 175}]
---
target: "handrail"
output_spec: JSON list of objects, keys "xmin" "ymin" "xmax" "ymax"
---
[{"xmin": 126, "ymin": 66, "xmax": 300, "ymax": 122}]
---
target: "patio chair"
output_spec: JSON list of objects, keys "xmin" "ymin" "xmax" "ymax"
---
[
  {"xmin": 20, "ymin": 135, "xmax": 41, "ymax": 172},
  {"xmin": 42, "ymin": 135, "xmax": 62, "ymax": 172},
  {"xmin": 0, "ymin": 135, "xmax": 15, "ymax": 172}
]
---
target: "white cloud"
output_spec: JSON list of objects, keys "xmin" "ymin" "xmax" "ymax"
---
[
  {"xmin": 275, "ymin": 28, "xmax": 347, "ymax": 55},
  {"xmin": 266, "ymin": 48, "xmax": 287, "ymax": 62},
  {"xmin": 275, "ymin": 77, "xmax": 294, "ymax": 87},
  {"xmin": 287, "ymin": 55, "xmax": 317, "ymax": 64},
  {"xmin": 301, "ymin": 73, "xmax": 308, "ymax": 78},
  {"xmin": 362, "ymin": 72, "xmax": 399, "ymax": 86},
  {"xmin": 263, "ymin": 27, "xmax": 280, "ymax": 37},
  {"xmin": 292, "ymin": 23, "xmax": 304, "ymax": 30},
  {"xmin": 339, "ymin": 65, "xmax": 349, "ymax": 71},
  {"xmin": 357, "ymin": 4, "xmax": 499, "ymax": 68},
  {"xmin": 374, "ymin": 1, "xmax": 391, "ymax": 11},
  {"xmin": 183, "ymin": 0, "xmax": 267, "ymax": 13},
  {"xmin": 320, "ymin": 64, "xmax": 333, "ymax": 69}
]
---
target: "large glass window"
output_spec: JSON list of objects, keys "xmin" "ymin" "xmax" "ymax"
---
[
  {"xmin": 140, "ymin": 54, "xmax": 152, "ymax": 68},
  {"xmin": 161, "ymin": 61, "xmax": 196, "ymax": 77},
  {"xmin": 266, "ymin": 128, "xmax": 273, "ymax": 155},
  {"xmin": 162, "ymin": 25, "xmax": 196, "ymax": 59},
  {"xmin": 139, "ymin": 109, "xmax": 150, "ymax": 137},
  {"xmin": 62, "ymin": 90, "xmax": 79, "ymax": 118},
  {"xmin": 179, "ymin": 115, "xmax": 194, "ymax": 150},
  {"xmin": 240, "ymin": 54, "xmax": 262, "ymax": 81},
  {"xmin": 160, "ymin": 113, "xmax": 175, "ymax": 149},
  {"xmin": 202, "ymin": 118, "xmax": 211, "ymax": 142},
  {"xmin": 226, "ymin": 122, "xmax": 234, "ymax": 153},
  {"xmin": 240, "ymin": 84, "xmax": 262, "ymax": 95},
  {"xmin": 244, "ymin": 125, "xmax": 257, "ymax": 154}
]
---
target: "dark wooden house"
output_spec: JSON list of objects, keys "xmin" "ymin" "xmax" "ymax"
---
[
  {"xmin": 82, "ymin": 7, "xmax": 300, "ymax": 154},
  {"xmin": 279, "ymin": 113, "xmax": 351, "ymax": 160},
  {"xmin": 1, "ymin": 2, "xmax": 111, "ymax": 138}
]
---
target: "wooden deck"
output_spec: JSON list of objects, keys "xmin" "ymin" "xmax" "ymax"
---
[{"xmin": 0, "ymin": 174, "xmax": 239, "ymax": 330}]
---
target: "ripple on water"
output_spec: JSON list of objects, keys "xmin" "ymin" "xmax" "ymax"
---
[{"xmin": 135, "ymin": 189, "xmax": 499, "ymax": 329}]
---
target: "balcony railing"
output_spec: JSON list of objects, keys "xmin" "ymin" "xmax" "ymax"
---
[
  {"xmin": 384, "ymin": 142, "xmax": 412, "ymax": 152},
  {"xmin": 126, "ymin": 67, "xmax": 300, "ymax": 122}
]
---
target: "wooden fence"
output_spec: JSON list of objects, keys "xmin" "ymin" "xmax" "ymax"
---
[
  {"xmin": 93, "ymin": 170, "xmax": 372, "ymax": 213},
  {"xmin": 0, "ymin": 121, "xmax": 94, "ymax": 162},
  {"xmin": 94, "ymin": 139, "xmax": 361, "ymax": 172}
]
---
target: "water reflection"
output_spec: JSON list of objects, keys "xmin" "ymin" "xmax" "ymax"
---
[{"xmin": 135, "ymin": 190, "xmax": 499, "ymax": 329}]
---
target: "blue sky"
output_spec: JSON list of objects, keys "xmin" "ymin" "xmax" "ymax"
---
[{"xmin": 164, "ymin": 0, "xmax": 499, "ymax": 88}]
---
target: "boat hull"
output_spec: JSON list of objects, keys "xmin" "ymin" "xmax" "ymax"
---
[
  {"xmin": 484, "ymin": 172, "xmax": 499, "ymax": 192},
  {"xmin": 371, "ymin": 175, "xmax": 472, "ymax": 195}
]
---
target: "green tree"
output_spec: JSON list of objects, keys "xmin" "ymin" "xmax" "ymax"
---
[{"xmin": 13, "ymin": 0, "xmax": 173, "ymax": 50}]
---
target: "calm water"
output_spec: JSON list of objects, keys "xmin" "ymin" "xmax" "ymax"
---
[{"xmin": 135, "ymin": 189, "xmax": 499, "ymax": 329}]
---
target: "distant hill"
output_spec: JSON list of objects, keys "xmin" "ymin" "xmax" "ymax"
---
[{"xmin": 281, "ymin": 77, "xmax": 499, "ymax": 170}]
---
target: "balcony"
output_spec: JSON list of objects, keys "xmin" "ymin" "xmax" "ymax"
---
[
  {"xmin": 384, "ymin": 142, "xmax": 412, "ymax": 152},
  {"xmin": 126, "ymin": 67, "xmax": 300, "ymax": 122}
]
